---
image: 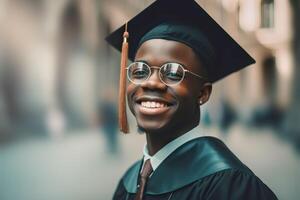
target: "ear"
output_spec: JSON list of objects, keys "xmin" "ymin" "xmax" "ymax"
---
[{"xmin": 198, "ymin": 82, "xmax": 212, "ymax": 106}]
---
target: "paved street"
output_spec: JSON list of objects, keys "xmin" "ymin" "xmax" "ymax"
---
[{"xmin": 0, "ymin": 126, "xmax": 299, "ymax": 200}]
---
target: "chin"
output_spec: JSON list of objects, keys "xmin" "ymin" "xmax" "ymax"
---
[{"xmin": 136, "ymin": 118, "xmax": 170, "ymax": 134}]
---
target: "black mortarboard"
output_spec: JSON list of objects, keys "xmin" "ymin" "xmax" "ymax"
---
[
  {"xmin": 105, "ymin": 0, "xmax": 255, "ymax": 133},
  {"xmin": 106, "ymin": 0, "xmax": 255, "ymax": 82}
]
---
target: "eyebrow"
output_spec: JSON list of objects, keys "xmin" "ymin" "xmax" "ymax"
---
[
  {"xmin": 133, "ymin": 60, "xmax": 189, "ymax": 68},
  {"xmin": 134, "ymin": 60, "xmax": 149, "ymax": 64}
]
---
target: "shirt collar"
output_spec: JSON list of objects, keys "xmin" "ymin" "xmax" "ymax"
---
[{"xmin": 143, "ymin": 126, "xmax": 202, "ymax": 171}]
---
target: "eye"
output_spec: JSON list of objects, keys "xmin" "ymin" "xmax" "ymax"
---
[
  {"xmin": 165, "ymin": 71, "xmax": 182, "ymax": 81},
  {"xmin": 132, "ymin": 68, "xmax": 149, "ymax": 79},
  {"xmin": 161, "ymin": 63, "xmax": 184, "ymax": 82},
  {"xmin": 128, "ymin": 62, "xmax": 150, "ymax": 80}
]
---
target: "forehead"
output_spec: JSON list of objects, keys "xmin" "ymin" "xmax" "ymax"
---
[{"xmin": 135, "ymin": 39, "xmax": 202, "ymax": 71}]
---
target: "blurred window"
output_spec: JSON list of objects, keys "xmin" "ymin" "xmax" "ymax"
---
[
  {"xmin": 262, "ymin": 55, "xmax": 277, "ymax": 98},
  {"xmin": 261, "ymin": 0, "xmax": 275, "ymax": 28}
]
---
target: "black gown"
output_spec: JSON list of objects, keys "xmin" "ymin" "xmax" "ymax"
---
[{"xmin": 113, "ymin": 136, "xmax": 277, "ymax": 200}]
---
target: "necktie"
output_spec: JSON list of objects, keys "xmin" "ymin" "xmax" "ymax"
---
[{"xmin": 135, "ymin": 159, "xmax": 153, "ymax": 200}]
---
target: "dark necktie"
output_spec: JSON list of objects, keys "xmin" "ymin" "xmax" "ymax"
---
[{"xmin": 135, "ymin": 159, "xmax": 153, "ymax": 200}]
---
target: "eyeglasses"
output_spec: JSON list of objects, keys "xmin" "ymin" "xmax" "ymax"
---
[{"xmin": 126, "ymin": 61, "xmax": 206, "ymax": 86}]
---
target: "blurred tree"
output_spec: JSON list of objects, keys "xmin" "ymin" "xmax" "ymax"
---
[{"xmin": 284, "ymin": 0, "xmax": 300, "ymax": 147}]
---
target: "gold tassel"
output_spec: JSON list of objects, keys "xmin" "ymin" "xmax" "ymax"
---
[{"xmin": 119, "ymin": 22, "xmax": 129, "ymax": 133}]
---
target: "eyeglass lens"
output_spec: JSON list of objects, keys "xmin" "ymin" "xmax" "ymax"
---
[{"xmin": 127, "ymin": 62, "xmax": 185, "ymax": 85}]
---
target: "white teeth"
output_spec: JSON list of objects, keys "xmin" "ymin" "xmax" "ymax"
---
[
  {"xmin": 140, "ymin": 101, "xmax": 167, "ymax": 108},
  {"xmin": 147, "ymin": 102, "xmax": 151, "ymax": 107},
  {"xmin": 151, "ymin": 102, "xmax": 156, "ymax": 108}
]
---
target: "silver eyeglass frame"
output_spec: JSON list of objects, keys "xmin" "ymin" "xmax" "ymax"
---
[{"xmin": 126, "ymin": 61, "xmax": 207, "ymax": 86}]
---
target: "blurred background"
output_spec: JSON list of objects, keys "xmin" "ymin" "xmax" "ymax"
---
[{"xmin": 0, "ymin": 0, "xmax": 299, "ymax": 199}]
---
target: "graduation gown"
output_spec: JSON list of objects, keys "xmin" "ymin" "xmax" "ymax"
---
[{"xmin": 113, "ymin": 136, "xmax": 277, "ymax": 200}]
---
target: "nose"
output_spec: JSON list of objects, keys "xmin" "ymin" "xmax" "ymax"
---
[{"xmin": 140, "ymin": 68, "xmax": 167, "ymax": 91}]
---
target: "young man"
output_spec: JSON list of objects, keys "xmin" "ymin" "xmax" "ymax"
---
[{"xmin": 106, "ymin": 0, "xmax": 278, "ymax": 199}]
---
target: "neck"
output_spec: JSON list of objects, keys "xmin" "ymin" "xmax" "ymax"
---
[
  {"xmin": 145, "ymin": 124, "xmax": 197, "ymax": 156},
  {"xmin": 146, "ymin": 133, "xmax": 173, "ymax": 156}
]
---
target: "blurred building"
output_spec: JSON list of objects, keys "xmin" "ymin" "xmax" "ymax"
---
[{"xmin": 0, "ymin": 0, "xmax": 105, "ymax": 136}]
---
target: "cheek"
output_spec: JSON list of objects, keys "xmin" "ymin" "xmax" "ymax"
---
[
  {"xmin": 175, "ymin": 80, "xmax": 197, "ymax": 98},
  {"xmin": 173, "ymin": 83, "xmax": 199, "ymax": 111},
  {"xmin": 126, "ymin": 83, "xmax": 137, "ymax": 114},
  {"xmin": 126, "ymin": 83, "xmax": 135, "ymax": 96}
]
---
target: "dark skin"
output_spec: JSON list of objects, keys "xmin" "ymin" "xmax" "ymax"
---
[{"xmin": 127, "ymin": 39, "xmax": 212, "ymax": 155}]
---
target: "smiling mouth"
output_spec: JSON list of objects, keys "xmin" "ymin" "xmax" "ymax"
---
[
  {"xmin": 135, "ymin": 97, "xmax": 174, "ymax": 115},
  {"xmin": 140, "ymin": 101, "xmax": 168, "ymax": 108}
]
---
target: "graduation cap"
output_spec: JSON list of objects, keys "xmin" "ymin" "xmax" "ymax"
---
[{"xmin": 106, "ymin": 0, "xmax": 255, "ymax": 133}]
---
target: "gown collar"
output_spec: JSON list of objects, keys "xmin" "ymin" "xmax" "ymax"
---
[{"xmin": 123, "ymin": 136, "xmax": 251, "ymax": 195}]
